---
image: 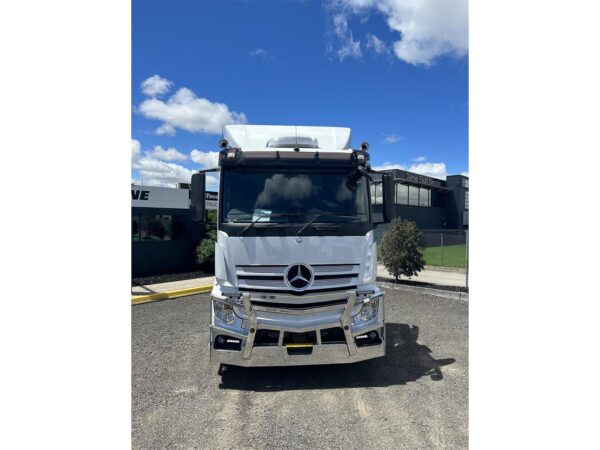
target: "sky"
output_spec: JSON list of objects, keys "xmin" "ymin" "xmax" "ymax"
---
[{"xmin": 132, "ymin": 0, "xmax": 468, "ymax": 189}]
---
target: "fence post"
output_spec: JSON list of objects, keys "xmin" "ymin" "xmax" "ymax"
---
[
  {"xmin": 465, "ymin": 230, "xmax": 469, "ymax": 289},
  {"xmin": 440, "ymin": 233, "xmax": 444, "ymax": 266}
]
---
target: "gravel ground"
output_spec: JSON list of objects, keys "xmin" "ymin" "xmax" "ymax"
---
[{"xmin": 132, "ymin": 287, "xmax": 468, "ymax": 449}]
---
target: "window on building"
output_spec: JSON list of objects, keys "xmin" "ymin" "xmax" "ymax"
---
[
  {"xmin": 140, "ymin": 215, "xmax": 172, "ymax": 241},
  {"xmin": 408, "ymin": 185, "xmax": 419, "ymax": 206},
  {"xmin": 419, "ymin": 187, "xmax": 430, "ymax": 207},
  {"xmin": 396, "ymin": 183, "xmax": 408, "ymax": 205},
  {"xmin": 371, "ymin": 183, "xmax": 382, "ymax": 205},
  {"xmin": 132, "ymin": 215, "xmax": 140, "ymax": 241},
  {"xmin": 463, "ymin": 178, "xmax": 469, "ymax": 188},
  {"xmin": 172, "ymin": 215, "xmax": 186, "ymax": 240},
  {"xmin": 465, "ymin": 190, "xmax": 469, "ymax": 210}
]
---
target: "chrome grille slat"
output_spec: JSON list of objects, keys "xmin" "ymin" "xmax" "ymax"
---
[
  {"xmin": 237, "ymin": 265, "xmax": 286, "ymax": 274},
  {"xmin": 236, "ymin": 264, "xmax": 359, "ymax": 293},
  {"xmin": 238, "ymin": 278, "xmax": 357, "ymax": 290},
  {"xmin": 312, "ymin": 264, "xmax": 358, "ymax": 274},
  {"xmin": 239, "ymin": 279, "xmax": 287, "ymax": 288},
  {"xmin": 313, "ymin": 277, "xmax": 358, "ymax": 288}
]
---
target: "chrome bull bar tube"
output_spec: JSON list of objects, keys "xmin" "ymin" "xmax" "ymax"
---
[
  {"xmin": 342, "ymin": 291, "xmax": 358, "ymax": 356},
  {"xmin": 212, "ymin": 289, "xmax": 384, "ymax": 366},
  {"xmin": 241, "ymin": 293, "xmax": 257, "ymax": 360},
  {"xmin": 241, "ymin": 290, "xmax": 357, "ymax": 360}
]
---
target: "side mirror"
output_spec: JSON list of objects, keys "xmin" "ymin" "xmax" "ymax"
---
[
  {"xmin": 382, "ymin": 173, "xmax": 395, "ymax": 223},
  {"xmin": 191, "ymin": 173, "xmax": 206, "ymax": 222}
]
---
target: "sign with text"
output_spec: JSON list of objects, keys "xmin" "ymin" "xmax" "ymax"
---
[
  {"xmin": 131, "ymin": 185, "xmax": 190, "ymax": 209},
  {"xmin": 132, "ymin": 185, "xmax": 219, "ymax": 210},
  {"xmin": 404, "ymin": 173, "xmax": 443, "ymax": 187},
  {"xmin": 205, "ymin": 191, "xmax": 218, "ymax": 211}
]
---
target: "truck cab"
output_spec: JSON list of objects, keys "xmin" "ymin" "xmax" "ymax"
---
[{"xmin": 192, "ymin": 125, "xmax": 395, "ymax": 367}]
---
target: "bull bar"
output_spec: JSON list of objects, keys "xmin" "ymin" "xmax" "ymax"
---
[{"xmin": 210, "ymin": 290, "xmax": 385, "ymax": 367}]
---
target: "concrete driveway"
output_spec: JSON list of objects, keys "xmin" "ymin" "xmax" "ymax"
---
[{"xmin": 132, "ymin": 287, "xmax": 468, "ymax": 449}]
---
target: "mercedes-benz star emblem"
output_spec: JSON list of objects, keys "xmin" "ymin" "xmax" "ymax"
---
[{"xmin": 285, "ymin": 264, "xmax": 314, "ymax": 291}]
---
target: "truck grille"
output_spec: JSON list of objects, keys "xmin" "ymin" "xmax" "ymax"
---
[{"xmin": 236, "ymin": 263, "xmax": 359, "ymax": 294}]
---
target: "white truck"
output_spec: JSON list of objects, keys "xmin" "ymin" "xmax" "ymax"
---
[{"xmin": 191, "ymin": 125, "xmax": 396, "ymax": 367}]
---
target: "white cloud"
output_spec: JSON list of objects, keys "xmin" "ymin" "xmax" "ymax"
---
[
  {"xmin": 132, "ymin": 154, "xmax": 193, "ymax": 187},
  {"xmin": 372, "ymin": 162, "xmax": 406, "ymax": 171},
  {"xmin": 156, "ymin": 123, "xmax": 176, "ymax": 136},
  {"xmin": 372, "ymin": 161, "xmax": 447, "ymax": 180},
  {"xmin": 206, "ymin": 175, "xmax": 219, "ymax": 189},
  {"xmin": 131, "ymin": 139, "xmax": 141, "ymax": 159},
  {"xmin": 413, "ymin": 155, "xmax": 426, "ymax": 162},
  {"xmin": 366, "ymin": 33, "xmax": 387, "ymax": 54},
  {"xmin": 137, "ymin": 85, "xmax": 248, "ymax": 135},
  {"xmin": 329, "ymin": 0, "xmax": 468, "ymax": 66},
  {"xmin": 141, "ymin": 75, "xmax": 173, "ymax": 97},
  {"xmin": 250, "ymin": 48, "xmax": 270, "ymax": 59},
  {"xmin": 190, "ymin": 150, "xmax": 220, "ymax": 169},
  {"xmin": 131, "ymin": 139, "xmax": 220, "ymax": 188},
  {"xmin": 460, "ymin": 171, "xmax": 468, "ymax": 177},
  {"xmin": 149, "ymin": 145, "xmax": 187, "ymax": 162},
  {"xmin": 132, "ymin": 139, "xmax": 191, "ymax": 187},
  {"xmin": 409, "ymin": 162, "xmax": 447, "ymax": 179},
  {"xmin": 329, "ymin": 13, "xmax": 362, "ymax": 61},
  {"xmin": 383, "ymin": 134, "xmax": 401, "ymax": 144},
  {"xmin": 190, "ymin": 150, "xmax": 221, "ymax": 188}
]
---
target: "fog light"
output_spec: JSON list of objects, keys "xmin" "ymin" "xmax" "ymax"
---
[
  {"xmin": 214, "ymin": 334, "xmax": 242, "ymax": 351},
  {"xmin": 356, "ymin": 298, "xmax": 379, "ymax": 323},
  {"xmin": 214, "ymin": 300, "xmax": 236, "ymax": 325}
]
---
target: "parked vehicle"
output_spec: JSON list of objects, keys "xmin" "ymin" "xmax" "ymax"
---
[{"xmin": 191, "ymin": 125, "xmax": 395, "ymax": 366}]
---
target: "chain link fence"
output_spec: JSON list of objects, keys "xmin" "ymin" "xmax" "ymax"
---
[{"xmin": 374, "ymin": 226, "xmax": 469, "ymax": 289}]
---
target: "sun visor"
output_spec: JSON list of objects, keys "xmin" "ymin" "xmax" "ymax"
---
[{"xmin": 223, "ymin": 125, "xmax": 352, "ymax": 150}]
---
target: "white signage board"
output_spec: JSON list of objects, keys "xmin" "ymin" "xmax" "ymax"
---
[
  {"xmin": 205, "ymin": 191, "xmax": 218, "ymax": 211},
  {"xmin": 131, "ymin": 185, "xmax": 190, "ymax": 209}
]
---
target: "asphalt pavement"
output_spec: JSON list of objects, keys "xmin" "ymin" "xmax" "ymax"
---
[{"xmin": 132, "ymin": 287, "xmax": 468, "ymax": 449}]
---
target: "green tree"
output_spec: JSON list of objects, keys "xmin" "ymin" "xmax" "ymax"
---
[
  {"xmin": 206, "ymin": 209, "xmax": 217, "ymax": 224},
  {"xmin": 196, "ymin": 229, "xmax": 217, "ymax": 271},
  {"xmin": 379, "ymin": 218, "xmax": 425, "ymax": 282}
]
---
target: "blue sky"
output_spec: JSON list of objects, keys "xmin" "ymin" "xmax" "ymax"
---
[{"xmin": 132, "ymin": 0, "xmax": 468, "ymax": 188}]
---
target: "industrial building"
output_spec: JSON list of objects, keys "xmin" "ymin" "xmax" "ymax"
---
[
  {"xmin": 371, "ymin": 169, "xmax": 468, "ymax": 230},
  {"xmin": 131, "ymin": 184, "xmax": 216, "ymax": 276}
]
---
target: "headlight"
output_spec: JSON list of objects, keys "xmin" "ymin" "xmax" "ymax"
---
[
  {"xmin": 355, "ymin": 298, "xmax": 379, "ymax": 323},
  {"xmin": 213, "ymin": 300, "xmax": 236, "ymax": 325}
]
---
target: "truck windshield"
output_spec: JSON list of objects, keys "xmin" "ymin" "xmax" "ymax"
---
[{"xmin": 221, "ymin": 169, "xmax": 369, "ymax": 224}]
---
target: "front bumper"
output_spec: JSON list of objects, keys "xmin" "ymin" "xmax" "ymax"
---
[{"xmin": 210, "ymin": 290, "xmax": 385, "ymax": 367}]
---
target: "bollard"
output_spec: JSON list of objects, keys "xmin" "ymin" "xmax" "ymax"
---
[
  {"xmin": 466, "ymin": 230, "xmax": 469, "ymax": 289},
  {"xmin": 441, "ymin": 233, "xmax": 444, "ymax": 266}
]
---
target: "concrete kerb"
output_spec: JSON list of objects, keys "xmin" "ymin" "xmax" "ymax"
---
[
  {"xmin": 378, "ymin": 280, "xmax": 469, "ymax": 301},
  {"xmin": 131, "ymin": 285, "xmax": 213, "ymax": 305}
]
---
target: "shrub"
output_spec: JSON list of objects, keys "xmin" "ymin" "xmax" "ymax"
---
[
  {"xmin": 196, "ymin": 229, "xmax": 217, "ymax": 271},
  {"xmin": 379, "ymin": 218, "xmax": 425, "ymax": 282},
  {"xmin": 206, "ymin": 209, "xmax": 217, "ymax": 224}
]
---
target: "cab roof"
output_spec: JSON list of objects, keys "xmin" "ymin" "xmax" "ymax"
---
[{"xmin": 223, "ymin": 125, "xmax": 352, "ymax": 151}]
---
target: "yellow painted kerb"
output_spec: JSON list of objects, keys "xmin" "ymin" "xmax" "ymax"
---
[{"xmin": 132, "ymin": 285, "xmax": 212, "ymax": 305}]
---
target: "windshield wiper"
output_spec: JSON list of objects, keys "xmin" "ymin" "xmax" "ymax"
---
[
  {"xmin": 239, "ymin": 212, "xmax": 308, "ymax": 236},
  {"xmin": 296, "ymin": 212, "xmax": 360, "ymax": 236}
]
